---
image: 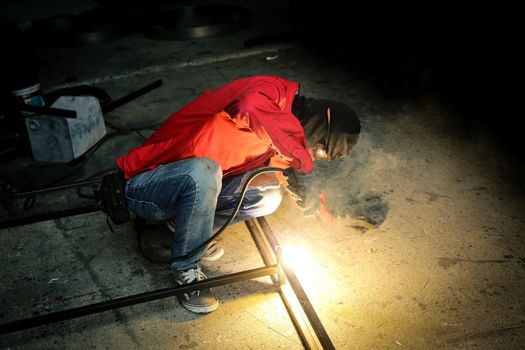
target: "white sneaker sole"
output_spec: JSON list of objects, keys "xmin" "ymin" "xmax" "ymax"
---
[
  {"xmin": 181, "ymin": 299, "xmax": 220, "ymax": 314},
  {"xmin": 200, "ymin": 246, "xmax": 225, "ymax": 262}
]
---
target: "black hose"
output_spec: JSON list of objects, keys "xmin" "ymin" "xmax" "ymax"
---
[{"xmin": 169, "ymin": 167, "xmax": 292, "ymax": 263}]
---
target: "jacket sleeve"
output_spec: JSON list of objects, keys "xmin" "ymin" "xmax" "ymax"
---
[{"xmin": 224, "ymin": 89, "xmax": 314, "ymax": 174}]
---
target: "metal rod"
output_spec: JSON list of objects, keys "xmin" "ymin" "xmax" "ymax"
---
[
  {"xmin": 0, "ymin": 265, "xmax": 278, "ymax": 335},
  {"xmin": 0, "ymin": 206, "xmax": 101, "ymax": 230},
  {"xmin": 246, "ymin": 219, "xmax": 320, "ymax": 350},
  {"xmin": 13, "ymin": 178, "xmax": 102, "ymax": 199},
  {"xmin": 245, "ymin": 219, "xmax": 276, "ymax": 270},
  {"xmin": 279, "ymin": 285, "xmax": 322, "ymax": 350},
  {"xmin": 17, "ymin": 104, "xmax": 77, "ymax": 118},
  {"xmin": 102, "ymin": 80, "xmax": 162, "ymax": 114},
  {"xmin": 257, "ymin": 217, "xmax": 336, "ymax": 350}
]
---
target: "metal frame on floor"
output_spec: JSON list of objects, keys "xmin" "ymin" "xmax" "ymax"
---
[{"xmin": 0, "ymin": 191, "xmax": 335, "ymax": 349}]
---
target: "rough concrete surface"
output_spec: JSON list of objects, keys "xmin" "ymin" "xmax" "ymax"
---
[{"xmin": 1, "ymin": 2, "xmax": 524, "ymax": 349}]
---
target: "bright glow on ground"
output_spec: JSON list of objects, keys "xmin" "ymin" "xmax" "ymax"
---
[
  {"xmin": 281, "ymin": 244, "xmax": 309, "ymax": 270},
  {"xmin": 280, "ymin": 239, "xmax": 353, "ymax": 307},
  {"xmin": 281, "ymin": 242, "xmax": 319, "ymax": 289}
]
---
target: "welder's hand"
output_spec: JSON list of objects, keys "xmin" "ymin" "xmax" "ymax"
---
[
  {"xmin": 285, "ymin": 171, "xmax": 320, "ymax": 218},
  {"xmin": 286, "ymin": 187, "xmax": 320, "ymax": 217},
  {"xmin": 299, "ymin": 196, "xmax": 321, "ymax": 218}
]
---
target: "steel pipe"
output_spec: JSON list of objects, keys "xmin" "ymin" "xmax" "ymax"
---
[
  {"xmin": 0, "ymin": 206, "xmax": 101, "ymax": 229},
  {"xmin": 0, "ymin": 265, "xmax": 277, "ymax": 335},
  {"xmin": 12, "ymin": 178, "xmax": 102, "ymax": 199},
  {"xmin": 102, "ymin": 80, "xmax": 162, "ymax": 114}
]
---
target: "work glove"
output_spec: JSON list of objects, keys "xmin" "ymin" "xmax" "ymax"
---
[{"xmin": 285, "ymin": 170, "xmax": 321, "ymax": 217}]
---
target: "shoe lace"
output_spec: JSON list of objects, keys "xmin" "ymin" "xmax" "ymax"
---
[{"xmin": 179, "ymin": 267, "xmax": 207, "ymax": 284}]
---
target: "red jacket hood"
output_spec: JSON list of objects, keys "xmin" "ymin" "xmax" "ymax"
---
[{"xmin": 116, "ymin": 76, "xmax": 313, "ymax": 179}]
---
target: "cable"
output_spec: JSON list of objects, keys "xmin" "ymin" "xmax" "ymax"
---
[{"xmin": 143, "ymin": 167, "xmax": 292, "ymax": 264}]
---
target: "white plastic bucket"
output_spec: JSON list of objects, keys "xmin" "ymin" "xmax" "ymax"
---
[{"xmin": 10, "ymin": 82, "xmax": 45, "ymax": 115}]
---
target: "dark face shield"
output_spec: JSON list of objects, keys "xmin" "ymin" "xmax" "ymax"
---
[
  {"xmin": 312, "ymin": 107, "xmax": 331, "ymax": 161},
  {"xmin": 292, "ymin": 96, "xmax": 361, "ymax": 160},
  {"xmin": 312, "ymin": 132, "xmax": 360, "ymax": 160}
]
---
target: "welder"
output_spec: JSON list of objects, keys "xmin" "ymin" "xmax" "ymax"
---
[{"xmin": 115, "ymin": 75, "xmax": 361, "ymax": 314}]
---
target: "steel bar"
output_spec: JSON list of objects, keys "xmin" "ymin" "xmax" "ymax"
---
[
  {"xmin": 246, "ymin": 219, "xmax": 321, "ymax": 350},
  {"xmin": 12, "ymin": 178, "xmax": 102, "ymax": 199},
  {"xmin": 0, "ymin": 265, "xmax": 277, "ymax": 335},
  {"xmin": 257, "ymin": 217, "xmax": 336, "ymax": 350},
  {"xmin": 0, "ymin": 206, "xmax": 100, "ymax": 230},
  {"xmin": 245, "ymin": 219, "xmax": 276, "ymax": 272},
  {"xmin": 279, "ymin": 284, "xmax": 322, "ymax": 350},
  {"xmin": 102, "ymin": 80, "xmax": 162, "ymax": 114},
  {"xmin": 17, "ymin": 104, "xmax": 77, "ymax": 118}
]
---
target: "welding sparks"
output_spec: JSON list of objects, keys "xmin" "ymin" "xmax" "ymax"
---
[
  {"xmin": 279, "ymin": 238, "xmax": 351, "ymax": 311},
  {"xmin": 318, "ymin": 191, "xmax": 335, "ymax": 228},
  {"xmin": 280, "ymin": 242, "xmax": 318, "ymax": 288},
  {"xmin": 281, "ymin": 244, "xmax": 309, "ymax": 270}
]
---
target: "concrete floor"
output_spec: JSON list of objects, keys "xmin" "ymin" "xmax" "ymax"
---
[{"xmin": 1, "ymin": 2, "xmax": 525, "ymax": 349}]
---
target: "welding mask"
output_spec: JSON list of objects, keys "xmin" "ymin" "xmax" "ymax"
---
[{"xmin": 292, "ymin": 96, "xmax": 361, "ymax": 160}]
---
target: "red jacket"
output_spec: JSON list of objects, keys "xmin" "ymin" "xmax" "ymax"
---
[{"xmin": 116, "ymin": 76, "xmax": 313, "ymax": 180}]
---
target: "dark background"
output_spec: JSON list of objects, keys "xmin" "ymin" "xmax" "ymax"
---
[
  {"xmin": 289, "ymin": 3, "xmax": 521, "ymax": 155},
  {"xmin": 1, "ymin": 1, "xmax": 522, "ymax": 160}
]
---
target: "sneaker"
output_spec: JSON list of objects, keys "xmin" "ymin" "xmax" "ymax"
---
[
  {"xmin": 201, "ymin": 240, "xmax": 224, "ymax": 262},
  {"xmin": 173, "ymin": 267, "xmax": 219, "ymax": 314}
]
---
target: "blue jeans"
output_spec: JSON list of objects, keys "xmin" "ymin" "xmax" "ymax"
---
[{"xmin": 124, "ymin": 158, "xmax": 282, "ymax": 272}]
